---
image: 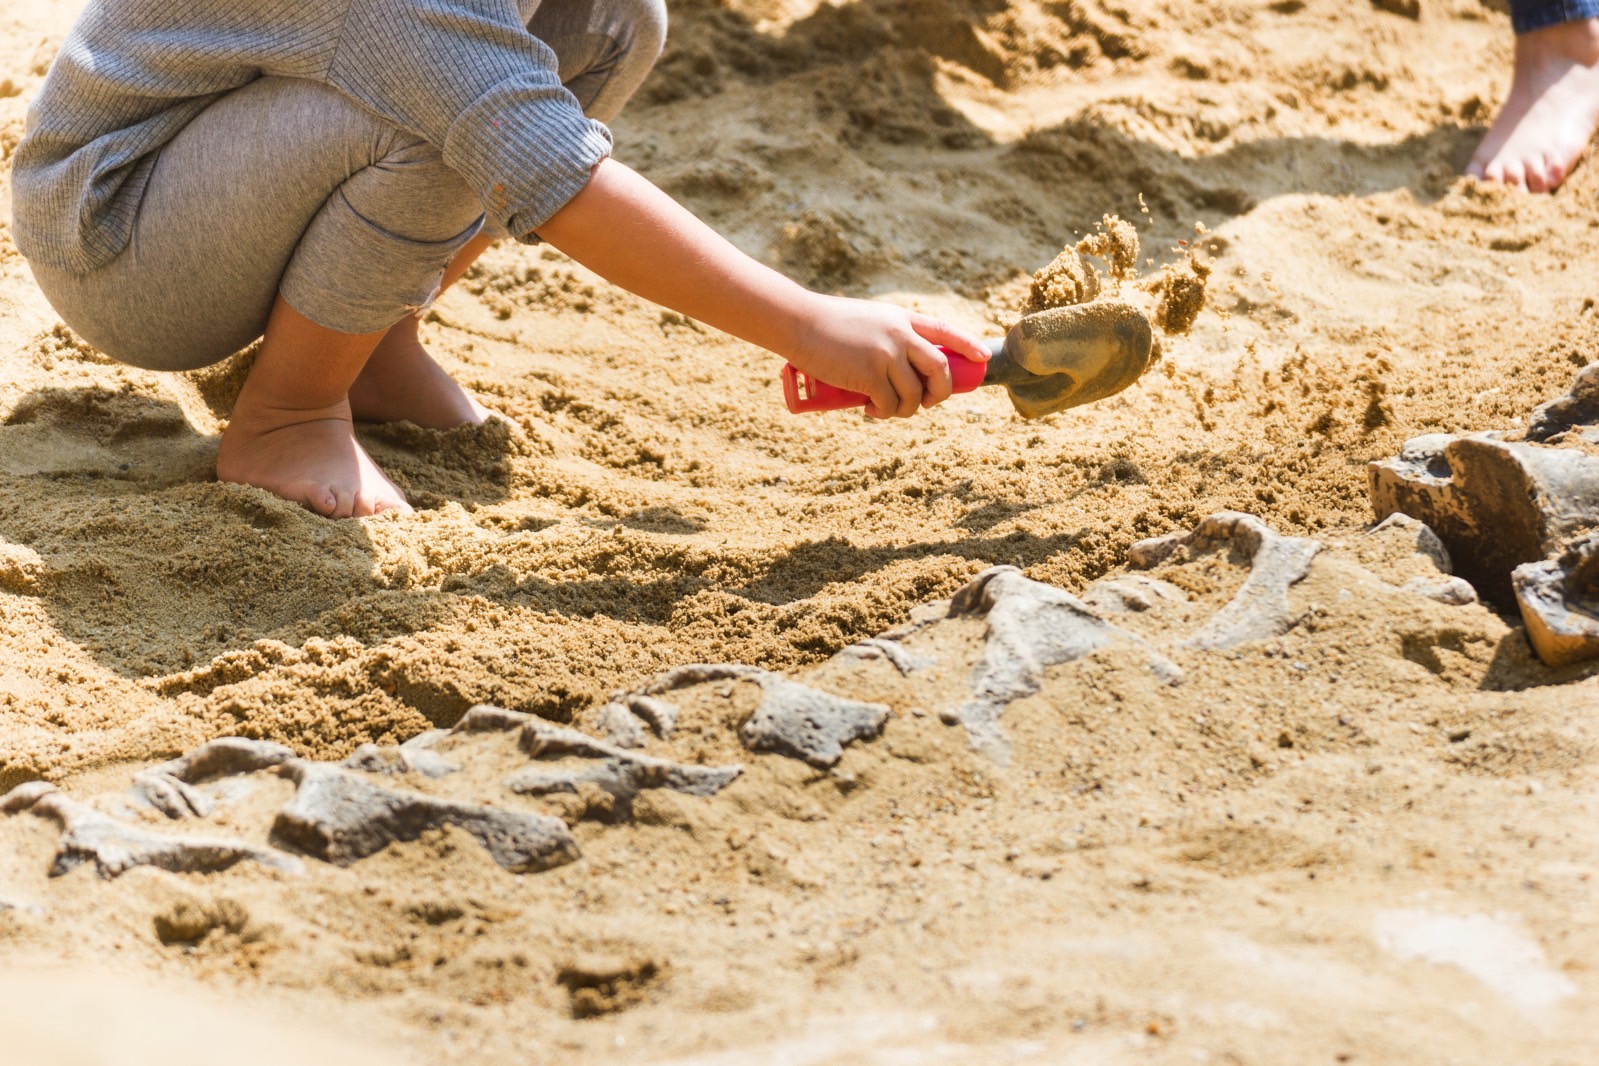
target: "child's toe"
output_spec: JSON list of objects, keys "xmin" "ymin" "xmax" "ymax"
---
[
  {"xmin": 1489, "ymin": 156, "xmax": 1523, "ymax": 187},
  {"xmin": 1526, "ymin": 159, "xmax": 1554, "ymax": 192},
  {"xmin": 296, "ymin": 484, "xmax": 338, "ymax": 517}
]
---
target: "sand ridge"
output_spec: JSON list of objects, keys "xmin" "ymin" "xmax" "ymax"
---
[{"xmin": 1, "ymin": 0, "xmax": 1597, "ymax": 1062}]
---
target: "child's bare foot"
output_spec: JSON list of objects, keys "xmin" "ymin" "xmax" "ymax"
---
[
  {"xmin": 346, "ymin": 317, "xmax": 492, "ymax": 428},
  {"xmin": 217, "ymin": 398, "xmax": 412, "ymax": 519},
  {"xmin": 1467, "ymin": 19, "xmax": 1599, "ymax": 192}
]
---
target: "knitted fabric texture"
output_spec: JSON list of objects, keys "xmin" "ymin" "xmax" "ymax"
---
[{"xmin": 12, "ymin": 0, "xmax": 613, "ymax": 274}]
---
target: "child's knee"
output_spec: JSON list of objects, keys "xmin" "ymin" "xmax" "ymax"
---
[
  {"xmin": 342, "ymin": 138, "xmax": 485, "ymax": 245},
  {"xmin": 622, "ymin": 0, "xmax": 669, "ymax": 62}
]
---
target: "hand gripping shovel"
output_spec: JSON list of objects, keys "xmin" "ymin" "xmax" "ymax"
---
[{"xmin": 782, "ymin": 300, "xmax": 1155, "ymax": 420}]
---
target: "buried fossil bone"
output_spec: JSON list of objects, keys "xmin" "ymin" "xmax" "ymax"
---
[
  {"xmin": 1359, "ymin": 514, "xmax": 1479, "ymax": 606},
  {"xmin": 1369, "ymin": 433, "xmax": 1599, "ymax": 607},
  {"xmin": 508, "ymin": 720, "xmax": 742, "ymax": 819},
  {"xmin": 449, "ymin": 704, "xmax": 537, "ymax": 735},
  {"xmin": 592, "ymin": 701, "xmax": 651, "ymax": 749},
  {"xmin": 1368, "ymin": 512, "xmax": 1454, "ymax": 572},
  {"xmin": 397, "ymin": 703, "xmax": 744, "ymax": 815},
  {"xmin": 271, "ymin": 760, "xmax": 579, "ymax": 873},
  {"xmin": 11, "ymin": 710, "xmax": 695, "ymax": 880},
  {"xmin": 1399, "ymin": 575, "xmax": 1479, "ymax": 606},
  {"xmin": 1513, "ymin": 532, "xmax": 1599, "ymax": 667},
  {"xmin": 637, "ymin": 664, "xmax": 891, "ymax": 769},
  {"xmin": 620, "ymin": 693, "xmax": 679, "ymax": 739},
  {"xmin": 1366, "ymin": 365, "xmax": 1599, "ymax": 663},
  {"xmin": 131, "ymin": 737, "xmax": 296, "ymax": 819},
  {"xmin": 1129, "ymin": 511, "xmax": 1322, "ymax": 651},
  {"xmin": 340, "ymin": 743, "xmax": 457, "ymax": 778},
  {"xmin": 2, "ymin": 781, "xmax": 301, "ymax": 879},
  {"xmin": 1526, "ymin": 363, "xmax": 1599, "ymax": 443},
  {"xmin": 946, "ymin": 565, "xmax": 1181, "ymax": 762},
  {"xmin": 737, "ymin": 677, "xmax": 890, "ymax": 769},
  {"xmin": 838, "ymin": 636, "xmax": 938, "ymax": 675},
  {"xmin": 1080, "ymin": 573, "xmax": 1187, "ymax": 614},
  {"xmin": 585, "ymin": 696, "xmax": 679, "ymax": 748}
]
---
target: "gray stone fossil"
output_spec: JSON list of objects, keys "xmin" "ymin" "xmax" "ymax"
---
[
  {"xmin": 1367, "ymin": 367, "xmax": 1599, "ymax": 665},
  {"xmin": 271, "ymin": 760, "xmax": 579, "ymax": 873},
  {"xmin": 131, "ymin": 737, "xmax": 295, "ymax": 818},
  {"xmin": 1369, "ymin": 432, "xmax": 1599, "ymax": 608},
  {"xmin": 1512, "ymin": 532, "xmax": 1599, "ymax": 668},
  {"xmin": 421, "ymin": 704, "xmax": 746, "ymax": 814},
  {"xmin": 1129, "ymin": 511, "xmax": 1321, "ymax": 652},
  {"xmin": 637, "ymin": 664, "xmax": 892, "ymax": 769},
  {"xmin": 587, "ymin": 693, "xmax": 679, "ymax": 749},
  {"xmin": 1526, "ymin": 363, "xmax": 1599, "ymax": 443},
  {"xmin": 838, "ymin": 636, "xmax": 937, "ymax": 674},
  {"xmin": 1080, "ymin": 573, "xmax": 1186, "ymax": 614},
  {"xmin": 508, "ymin": 720, "xmax": 742, "ymax": 819},
  {"xmin": 1363, "ymin": 513, "xmax": 1478, "ymax": 606},
  {"xmin": 620, "ymin": 693, "xmax": 679, "ymax": 739},
  {"xmin": 340, "ymin": 743, "xmax": 456, "ymax": 778},
  {"xmin": 448, "ymin": 704, "xmax": 535, "ymax": 735},
  {"xmin": 737, "ymin": 676, "xmax": 891, "ymax": 770},
  {"xmin": 4, "ymin": 707, "xmax": 734, "ymax": 879},
  {"xmin": 2, "ymin": 781, "xmax": 301, "ymax": 879},
  {"xmin": 592, "ymin": 701, "xmax": 650, "ymax": 749},
  {"xmin": 946, "ymin": 565, "xmax": 1181, "ymax": 762}
]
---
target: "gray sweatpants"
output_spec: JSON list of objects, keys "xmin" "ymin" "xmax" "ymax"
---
[{"xmin": 28, "ymin": 0, "xmax": 666, "ymax": 372}]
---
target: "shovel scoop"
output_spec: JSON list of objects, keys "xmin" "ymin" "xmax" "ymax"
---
[{"xmin": 782, "ymin": 300, "xmax": 1155, "ymax": 419}]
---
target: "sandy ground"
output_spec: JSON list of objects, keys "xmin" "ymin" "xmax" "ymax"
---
[{"xmin": 2, "ymin": 0, "xmax": 1597, "ymax": 1062}]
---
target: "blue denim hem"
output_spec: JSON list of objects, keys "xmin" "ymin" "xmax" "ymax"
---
[{"xmin": 1511, "ymin": 0, "xmax": 1599, "ymax": 34}]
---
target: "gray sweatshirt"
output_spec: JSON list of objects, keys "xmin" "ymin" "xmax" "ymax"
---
[{"xmin": 11, "ymin": 0, "xmax": 613, "ymax": 275}]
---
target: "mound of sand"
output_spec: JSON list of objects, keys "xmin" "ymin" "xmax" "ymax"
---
[{"xmin": 1, "ymin": 0, "xmax": 1596, "ymax": 1062}]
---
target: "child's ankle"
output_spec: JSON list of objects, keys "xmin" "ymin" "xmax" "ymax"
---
[
  {"xmin": 229, "ymin": 388, "xmax": 351, "ymax": 429},
  {"xmin": 1530, "ymin": 18, "xmax": 1599, "ymax": 66}
]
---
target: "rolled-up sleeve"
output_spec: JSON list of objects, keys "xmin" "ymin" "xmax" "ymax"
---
[{"xmin": 331, "ymin": 0, "xmax": 613, "ymax": 240}]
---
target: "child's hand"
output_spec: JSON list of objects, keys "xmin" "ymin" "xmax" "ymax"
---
[
  {"xmin": 788, "ymin": 295, "xmax": 989, "ymax": 419},
  {"xmin": 532, "ymin": 161, "xmax": 986, "ymax": 416}
]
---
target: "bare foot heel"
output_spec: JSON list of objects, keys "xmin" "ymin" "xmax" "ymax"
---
[
  {"xmin": 348, "ymin": 317, "xmax": 493, "ymax": 428},
  {"xmin": 217, "ymin": 400, "xmax": 412, "ymax": 519}
]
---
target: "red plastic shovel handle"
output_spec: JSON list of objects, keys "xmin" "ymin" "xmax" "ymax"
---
[{"xmin": 782, "ymin": 347, "xmax": 988, "ymax": 413}]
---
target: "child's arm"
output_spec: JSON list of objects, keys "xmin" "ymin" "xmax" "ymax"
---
[{"xmin": 534, "ymin": 158, "xmax": 988, "ymax": 419}]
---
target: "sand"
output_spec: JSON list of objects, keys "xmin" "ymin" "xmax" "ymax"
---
[{"xmin": 2, "ymin": 0, "xmax": 1597, "ymax": 1062}]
